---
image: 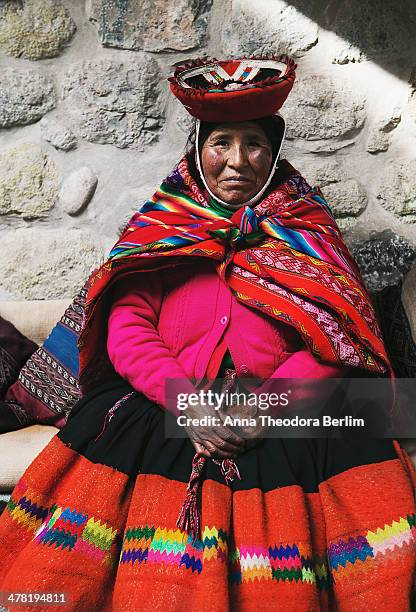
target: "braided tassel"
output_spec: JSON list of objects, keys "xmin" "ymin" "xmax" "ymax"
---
[
  {"xmin": 177, "ymin": 453, "xmax": 242, "ymax": 540},
  {"xmin": 176, "ymin": 453, "xmax": 206, "ymax": 540},
  {"xmin": 213, "ymin": 458, "xmax": 241, "ymax": 484},
  {"xmin": 93, "ymin": 391, "xmax": 136, "ymax": 443}
]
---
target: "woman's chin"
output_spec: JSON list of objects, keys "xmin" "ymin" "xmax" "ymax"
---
[{"xmin": 215, "ymin": 187, "xmax": 257, "ymax": 205}]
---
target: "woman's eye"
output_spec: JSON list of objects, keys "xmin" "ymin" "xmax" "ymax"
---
[
  {"xmin": 215, "ymin": 139, "xmax": 229, "ymax": 147},
  {"xmin": 248, "ymin": 141, "xmax": 261, "ymax": 147}
]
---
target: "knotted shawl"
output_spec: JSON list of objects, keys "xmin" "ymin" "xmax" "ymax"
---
[{"xmin": 78, "ymin": 156, "xmax": 390, "ymax": 394}]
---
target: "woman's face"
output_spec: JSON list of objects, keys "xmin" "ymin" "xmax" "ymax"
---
[{"xmin": 200, "ymin": 122, "xmax": 273, "ymax": 205}]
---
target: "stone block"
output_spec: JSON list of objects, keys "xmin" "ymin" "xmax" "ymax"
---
[
  {"xmin": 0, "ymin": 0, "xmax": 76, "ymax": 60},
  {"xmin": 350, "ymin": 231, "xmax": 416, "ymax": 292},
  {"xmin": 0, "ymin": 229, "xmax": 104, "ymax": 300},
  {"xmin": 301, "ymin": 160, "xmax": 367, "ymax": 228},
  {"xmin": 406, "ymin": 91, "xmax": 416, "ymax": 124},
  {"xmin": 58, "ymin": 167, "xmax": 98, "ymax": 216},
  {"xmin": 283, "ymin": 75, "xmax": 366, "ymax": 144},
  {"xmin": 0, "ymin": 70, "xmax": 56, "ymax": 128},
  {"xmin": 61, "ymin": 57, "xmax": 164, "ymax": 150},
  {"xmin": 376, "ymin": 160, "xmax": 416, "ymax": 223},
  {"xmin": 174, "ymin": 99, "xmax": 197, "ymax": 135},
  {"xmin": 0, "ymin": 144, "xmax": 58, "ymax": 219},
  {"xmin": 328, "ymin": 0, "xmax": 416, "ymax": 64},
  {"xmin": 39, "ymin": 117, "xmax": 78, "ymax": 151},
  {"xmin": 366, "ymin": 109, "xmax": 401, "ymax": 154},
  {"xmin": 87, "ymin": 0, "xmax": 212, "ymax": 52},
  {"xmin": 222, "ymin": 0, "xmax": 318, "ymax": 57},
  {"xmin": 323, "ymin": 180, "xmax": 367, "ymax": 224},
  {"xmin": 331, "ymin": 41, "xmax": 363, "ymax": 66}
]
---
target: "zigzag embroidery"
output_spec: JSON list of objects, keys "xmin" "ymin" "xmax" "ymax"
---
[
  {"xmin": 118, "ymin": 524, "xmax": 327, "ymax": 587},
  {"xmin": 6, "ymin": 487, "xmax": 119, "ymax": 565},
  {"xmin": 7, "ymin": 486, "xmax": 414, "ymax": 586},
  {"xmin": 329, "ymin": 514, "xmax": 416, "ymax": 580}
]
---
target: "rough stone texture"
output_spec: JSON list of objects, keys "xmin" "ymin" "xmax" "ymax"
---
[
  {"xmin": 323, "ymin": 181, "xmax": 367, "ymax": 231},
  {"xmin": 59, "ymin": 167, "xmax": 98, "ymax": 216},
  {"xmin": 175, "ymin": 99, "xmax": 196, "ymax": 135},
  {"xmin": 367, "ymin": 109, "xmax": 401, "ymax": 154},
  {"xmin": 331, "ymin": 41, "xmax": 363, "ymax": 66},
  {"xmin": 350, "ymin": 231, "xmax": 416, "ymax": 291},
  {"xmin": 302, "ymin": 160, "xmax": 341, "ymax": 187},
  {"xmin": 0, "ymin": 0, "xmax": 76, "ymax": 60},
  {"xmin": 0, "ymin": 144, "xmax": 59, "ymax": 219},
  {"xmin": 0, "ymin": 70, "xmax": 56, "ymax": 128},
  {"xmin": 283, "ymin": 76, "xmax": 366, "ymax": 144},
  {"xmin": 61, "ymin": 57, "xmax": 164, "ymax": 150},
  {"xmin": 87, "ymin": 0, "xmax": 212, "ymax": 52},
  {"xmin": 367, "ymin": 131, "xmax": 389, "ymax": 154},
  {"xmin": 0, "ymin": 1, "xmax": 414, "ymax": 300},
  {"xmin": 39, "ymin": 116, "xmax": 78, "ymax": 151},
  {"xmin": 222, "ymin": 0, "xmax": 318, "ymax": 58},
  {"xmin": 327, "ymin": 0, "xmax": 416, "ymax": 65},
  {"xmin": 0, "ymin": 229, "xmax": 104, "ymax": 300},
  {"xmin": 302, "ymin": 160, "xmax": 367, "ymax": 230},
  {"xmin": 410, "ymin": 67, "xmax": 416, "ymax": 89},
  {"xmin": 407, "ymin": 91, "xmax": 416, "ymax": 124},
  {"xmin": 376, "ymin": 160, "xmax": 416, "ymax": 223}
]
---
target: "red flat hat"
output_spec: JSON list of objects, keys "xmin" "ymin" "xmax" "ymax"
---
[{"xmin": 169, "ymin": 55, "xmax": 296, "ymax": 122}]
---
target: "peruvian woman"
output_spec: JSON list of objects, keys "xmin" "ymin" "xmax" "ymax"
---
[{"xmin": 0, "ymin": 56, "xmax": 414, "ymax": 612}]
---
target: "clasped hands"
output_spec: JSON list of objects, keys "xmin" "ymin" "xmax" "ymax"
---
[{"xmin": 184, "ymin": 400, "xmax": 265, "ymax": 460}]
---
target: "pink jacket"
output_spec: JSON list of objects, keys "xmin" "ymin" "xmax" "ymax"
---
[{"xmin": 106, "ymin": 260, "xmax": 346, "ymax": 412}]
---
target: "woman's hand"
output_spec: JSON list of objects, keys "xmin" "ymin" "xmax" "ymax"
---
[{"xmin": 184, "ymin": 402, "xmax": 247, "ymax": 459}]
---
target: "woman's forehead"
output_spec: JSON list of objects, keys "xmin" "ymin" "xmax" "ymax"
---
[{"xmin": 206, "ymin": 121, "xmax": 269, "ymax": 137}]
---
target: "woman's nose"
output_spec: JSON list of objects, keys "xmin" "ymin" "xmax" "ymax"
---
[{"xmin": 227, "ymin": 144, "xmax": 248, "ymax": 169}]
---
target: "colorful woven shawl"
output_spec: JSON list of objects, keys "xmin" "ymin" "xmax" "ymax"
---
[
  {"xmin": 78, "ymin": 156, "xmax": 390, "ymax": 394},
  {"xmin": 78, "ymin": 156, "xmax": 392, "ymax": 539}
]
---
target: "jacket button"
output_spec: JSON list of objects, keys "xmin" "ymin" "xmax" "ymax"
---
[
  {"xmin": 240, "ymin": 364, "xmax": 249, "ymax": 374},
  {"xmin": 220, "ymin": 315, "xmax": 228, "ymax": 325}
]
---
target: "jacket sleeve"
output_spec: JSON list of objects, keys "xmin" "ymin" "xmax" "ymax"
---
[
  {"xmin": 253, "ymin": 347, "xmax": 349, "ymax": 410},
  {"xmin": 270, "ymin": 348, "xmax": 347, "ymax": 379},
  {"xmin": 107, "ymin": 272, "xmax": 198, "ymax": 415}
]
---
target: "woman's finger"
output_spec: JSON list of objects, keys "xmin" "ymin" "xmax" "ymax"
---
[
  {"xmin": 211, "ymin": 429, "xmax": 246, "ymax": 453},
  {"xmin": 215, "ymin": 422, "xmax": 246, "ymax": 446},
  {"xmin": 208, "ymin": 437, "xmax": 246, "ymax": 458},
  {"xmin": 193, "ymin": 441, "xmax": 212, "ymax": 458},
  {"xmin": 200, "ymin": 439, "xmax": 221, "ymax": 456},
  {"xmin": 194, "ymin": 435, "xmax": 245, "ymax": 459},
  {"xmin": 187, "ymin": 429, "xmax": 212, "ymax": 457}
]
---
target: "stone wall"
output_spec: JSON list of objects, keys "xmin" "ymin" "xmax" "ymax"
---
[{"xmin": 0, "ymin": 0, "xmax": 415, "ymax": 299}]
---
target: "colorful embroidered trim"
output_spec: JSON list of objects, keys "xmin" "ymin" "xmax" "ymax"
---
[
  {"xmin": 328, "ymin": 513, "xmax": 416, "ymax": 581},
  {"xmin": 120, "ymin": 525, "xmax": 228, "ymax": 576},
  {"xmin": 230, "ymin": 544, "xmax": 328, "ymax": 588},
  {"xmin": 120, "ymin": 524, "xmax": 329, "ymax": 588},
  {"xmin": 6, "ymin": 483, "xmax": 415, "ymax": 588},
  {"xmin": 6, "ymin": 484, "xmax": 119, "ymax": 567}
]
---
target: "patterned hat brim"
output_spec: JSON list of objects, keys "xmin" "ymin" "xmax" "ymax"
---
[{"xmin": 169, "ymin": 55, "xmax": 297, "ymax": 122}]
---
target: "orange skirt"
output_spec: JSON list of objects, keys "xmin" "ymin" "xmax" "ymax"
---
[{"xmin": 0, "ymin": 382, "xmax": 415, "ymax": 611}]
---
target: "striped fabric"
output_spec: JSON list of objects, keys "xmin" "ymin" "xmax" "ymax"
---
[
  {"xmin": 79, "ymin": 157, "xmax": 390, "ymax": 396},
  {"xmin": 5, "ymin": 482, "xmax": 415, "ymax": 591}
]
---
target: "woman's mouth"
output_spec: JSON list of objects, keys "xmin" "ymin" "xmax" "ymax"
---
[{"xmin": 222, "ymin": 176, "xmax": 251, "ymax": 185}]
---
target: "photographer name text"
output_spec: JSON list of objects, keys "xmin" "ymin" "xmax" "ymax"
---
[{"xmin": 177, "ymin": 414, "xmax": 365, "ymax": 428}]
